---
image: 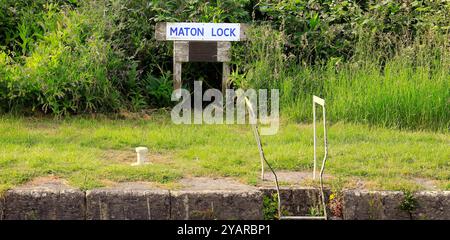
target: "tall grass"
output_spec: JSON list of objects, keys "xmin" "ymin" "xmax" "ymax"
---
[{"xmin": 234, "ymin": 26, "xmax": 449, "ymax": 131}]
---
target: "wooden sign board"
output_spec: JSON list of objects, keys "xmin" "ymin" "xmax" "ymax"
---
[
  {"xmin": 173, "ymin": 41, "xmax": 230, "ymax": 63},
  {"xmin": 156, "ymin": 22, "xmax": 247, "ymax": 41},
  {"xmin": 155, "ymin": 22, "xmax": 248, "ymax": 92}
]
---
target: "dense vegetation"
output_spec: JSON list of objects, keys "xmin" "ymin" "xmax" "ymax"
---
[{"xmin": 0, "ymin": 0, "xmax": 449, "ymax": 130}]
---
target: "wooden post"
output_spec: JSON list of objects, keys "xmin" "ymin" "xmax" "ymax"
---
[
  {"xmin": 173, "ymin": 60, "xmax": 182, "ymax": 90},
  {"xmin": 222, "ymin": 62, "xmax": 230, "ymax": 93},
  {"xmin": 218, "ymin": 42, "xmax": 231, "ymax": 93},
  {"xmin": 173, "ymin": 41, "xmax": 188, "ymax": 90}
]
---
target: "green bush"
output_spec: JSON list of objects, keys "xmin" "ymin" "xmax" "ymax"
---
[{"xmin": 0, "ymin": 1, "xmax": 127, "ymax": 115}]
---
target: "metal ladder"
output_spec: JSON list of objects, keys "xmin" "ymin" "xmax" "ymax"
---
[{"xmin": 245, "ymin": 95, "xmax": 328, "ymax": 220}]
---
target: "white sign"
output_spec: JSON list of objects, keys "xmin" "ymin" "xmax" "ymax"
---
[{"xmin": 166, "ymin": 22, "xmax": 241, "ymax": 41}]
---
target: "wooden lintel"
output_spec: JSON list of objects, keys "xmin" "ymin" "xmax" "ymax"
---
[{"xmin": 189, "ymin": 42, "xmax": 217, "ymax": 62}]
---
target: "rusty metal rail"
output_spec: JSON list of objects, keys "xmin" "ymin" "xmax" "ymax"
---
[{"xmin": 245, "ymin": 95, "xmax": 329, "ymax": 220}]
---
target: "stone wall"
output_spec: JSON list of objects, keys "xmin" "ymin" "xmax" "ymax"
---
[
  {"xmin": 0, "ymin": 187, "xmax": 448, "ymax": 220},
  {"xmin": 342, "ymin": 190, "xmax": 450, "ymax": 220},
  {"xmin": 86, "ymin": 189, "xmax": 171, "ymax": 220},
  {"xmin": 3, "ymin": 188, "xmax": 85, "ymax": 220}
]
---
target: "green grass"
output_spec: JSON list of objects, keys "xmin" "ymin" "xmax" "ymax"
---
[
  {"xmin": 0, "ymin": 113, "xmax": 448, "ymax": 193},
  {"xmin": 238, "ymin": 27, "xmax": 449, "ymax": 131},
  {"xmin": 282, "ymin": 52, "xmax": 450, "ymax": 130}
]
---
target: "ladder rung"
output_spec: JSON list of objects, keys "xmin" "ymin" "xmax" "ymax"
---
[{"xmin": 279, "ymin": 216, "xmax": 326, "ymax": 220}]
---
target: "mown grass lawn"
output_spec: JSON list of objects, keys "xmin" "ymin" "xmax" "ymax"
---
[{"xmin": 0, "ymin": 112, "xmax": 448, "ymax": 193}]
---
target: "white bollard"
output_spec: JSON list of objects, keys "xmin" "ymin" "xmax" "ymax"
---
[{"xmin": 132, "ymin": 147, "xmax": 149, "ymax": 166}]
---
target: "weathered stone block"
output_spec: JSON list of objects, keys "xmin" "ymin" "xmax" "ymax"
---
[
  {"xmin": 261, "ymin": 187, "xmax": 330, "ymax": 217},
  {"xmin": 86, "ymin": 189, "xmax": 170, "ymax": 220},
  {"xmin": 171, "ymin": 190, "xmax": 263, "ymax": 220},
  {"xmin": 412, "ymin": 191, "xmax": 450, "ymax": 220},
  {"xmin": 343, "ymin": 191, "xmax": 411, "ymax": 220},
  {"xmin": 4, "ymin": 189, "xmax": 85, "ymax": 220}
]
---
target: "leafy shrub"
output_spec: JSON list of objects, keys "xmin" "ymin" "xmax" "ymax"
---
[
  {"xmin": 263, "ymin": 193, "xmax": 279, "ymax": 220},
  {"xmin": 0, "ymin": 1, "xmax": 127, "ymax": 115},
  {"xmin": 143, "ymin": 72, "xmax": 173, "ymax": 107}
]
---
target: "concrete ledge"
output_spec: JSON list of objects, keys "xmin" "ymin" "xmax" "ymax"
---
[
  {"xmin": 343, "ymin": 191, "xmax": 450, "ymax": 220},
  {"xmin": 86, "ymin": 189, "xmax": 170, "ymax": 220},
  {"xmin": 343, "ymin": 191, "xmax": 410, "ymax": 220},
  {"xmin": 0, "ymin": 187, "xmax": 448, "ymax": 220},
  {"xmin": 3, "ymin": 189, "xmax": 85, "ymax": 220},
  {"xmin": 412, "ymin": 191, "xmax": 450, "ymax": 220},
  {"xmin": 170, "ymin": 190, "xmax": 263, "ymax": 220}
]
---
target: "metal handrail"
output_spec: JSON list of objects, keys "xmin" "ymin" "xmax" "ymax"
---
[
  {"xmin": 244, "ymin": 97, "xmax": 282, "ymax": 217},
  {"xmin": 245, "ymin": 95, "xmax": 329, "ymax": 220}
]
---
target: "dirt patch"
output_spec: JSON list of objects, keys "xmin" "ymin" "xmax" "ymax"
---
[
  {"xmin": 413, "ymin": 178, "xmax": 438, "ymax": 191},
  {"xmin": 102, "ymin": 150, "xmax": 135, "ymax": 163},
  {"xmin": 345, "ymin": 178, "xmax": 368, "ymax": 190},
  {"xmin": 22, "ymin": 176, "xmax": 169, "ymax": 192},
  {"xmin": 178, "ymin": 177, "xmax": 257, "ymax": 191},
  {"xmin": 99, "ymin": 181, "xmax": 164, "ymax": 190},
  {"xmin": 263, "ymin": 171, "xmax": 312, "ymax": 183},
  {"xmin": 18, "ymin": 176, "xmax": 74, "ymax": 190},
  {"xmin": 259, "ymin": 171, "xmax": 333, "ymax": 186},
  {"xmin": 102, "ymin": 149, "xmax": 173, "ymax": 165}
]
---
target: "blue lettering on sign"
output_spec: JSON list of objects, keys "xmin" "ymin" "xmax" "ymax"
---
[
  {"xmin": 211, "ymin": 27, "xmax": 237, "ymax": 37},
  {"xmin": 229, "ymin": 28, "xmax": 236, "ymax": 36},
  {"xmin": 196, "ymin": 27, "xmax": 204, "ymax": 36},
  {"xmin": 169, "ymin": 27, "xmax": 205, "ymax": 37},
  {"xmin": 170, "ymin": 27, "xmax": 178, "ymax": 36}
]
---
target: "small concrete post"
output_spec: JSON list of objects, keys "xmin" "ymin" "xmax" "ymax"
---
[{"xmin": 133, "ymin": 147, "xmax": 149, "ymax": 166}]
